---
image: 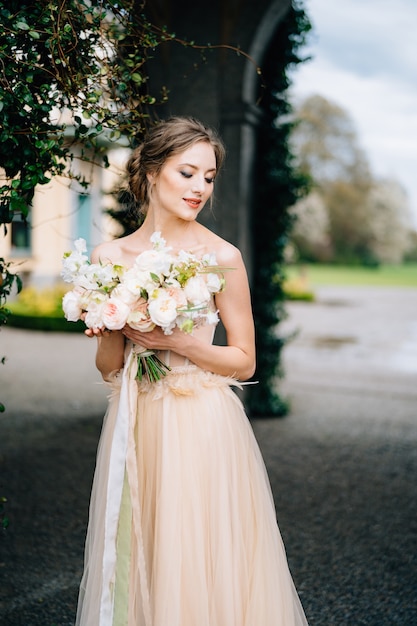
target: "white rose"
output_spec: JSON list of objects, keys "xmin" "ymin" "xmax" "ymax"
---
[
  {"xmin": 84, "ymin": 299, "xmax": 106, "ymax": 329},
  {"xmin": 62, "ymin": 290, "xmax": 83, "ymax": 322},
  {"xmin": 112, "ymin": 283, "xmax": 140, "ymax": 306},
  {"xmin": 148, "ymin": 289, "xmax": 178, "ymax": 331},
  {"xmin": 183, "ymin": 275, "xmax": 211, "ymax": 306},
  {"xmin": 83, "ymin": 291, "xmax": 109, "ymax": 328},
  {"xmin": 134, "ymin": 249, "xmax": 172, "ymax": 276},
  {"xmin": 123, "ymin": 267, "xmax": 159, "ymax": 297},
  {"xmin": 101, "ymin": 297, "xmax": 131, "ymax": 330}
]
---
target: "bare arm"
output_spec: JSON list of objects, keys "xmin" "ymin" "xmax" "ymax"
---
[{"xmin": 94, "ymin": 332, "xmax": 126, "ymax": 381}]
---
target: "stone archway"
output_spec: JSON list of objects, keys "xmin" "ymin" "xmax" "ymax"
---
[{"xmin": 146, "ymin": 0, "xmax": 292, "ymax": 271}]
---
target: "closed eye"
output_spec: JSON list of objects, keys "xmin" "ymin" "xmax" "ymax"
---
[{"xmin": 180, "ymin": 171, "xmax": 215, "ymax": 184}]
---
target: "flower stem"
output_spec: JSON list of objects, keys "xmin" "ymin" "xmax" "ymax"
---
[{"xmin": 136, "ymin": 353, "xmax": 171, "ymax": 383}]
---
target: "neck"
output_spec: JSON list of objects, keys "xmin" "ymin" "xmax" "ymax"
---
[{"xmin": 140, "ymin": 210, "xmax": 198, "ymax": 247}]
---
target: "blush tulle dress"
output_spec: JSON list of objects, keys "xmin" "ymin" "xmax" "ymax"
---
[{"xmin": 75, "ymin": 324, "xmax": 308, "ymax": 626}]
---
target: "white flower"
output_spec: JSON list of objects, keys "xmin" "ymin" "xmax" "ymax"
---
[
  {"xmin": 202, "ymin": 252, "xmax": 217, "ymax": 266},
  {"xmin": 134, "ymin": 249, "xmax": 172, "ymax": 277},
  {"xmin": 183, "ymin": 275, "xmax": 211, "ymax": 306},
  {"xmin": 148, "ymin": 289, "xmax": 178, "ymax": 331},
  {"xmin": 74, "ymin": 265, "xmax": 101, "ymax": 290},
  {"xmin": 74, "ymin": 238, "xmax": 87, "ymax": 255},
  {"xmin": 62, "ymin": 289, "xmax": 83, "ymax": 322},
  {"xmin": 205, "ymin": 310, "xmax": 220, "ymax": 325},
  {"xmin": 176, "ymin": 315, "xmax": 194, "ymax": 333},
  {"xmin": 101, "ymin": 297, "xmax": 130, "ymax": 330},
  {"xmin": 150, "ymin": 231, "xmax": 167, "ymax": 250},
  {"xmin": 61, "ymin": 239, "xmax": 90, "ymax": 283},
  {"xmin": 177, "ymin": 249, "xmax": 196, "ymax": 264},
  {"xmin": 112, "ymin": 283, "xmax": 140, "ymax": 306},
  {"xmin": 61, "ymin": 256, "xmax": 90, "ymax": 284},
  {"xmin": 84, "ymin": 296, "xmax": 107, "ymax": 329},
  {"xmin": 91, "ymin": 263, "xmax": 122, "ymax": 288},
  {"xmin": 206, "ymin": 272, "xmax": 223, "ymax": 293},
  {"xmin": 123, "ymin": 267, "xmax": 159, "ymax": 298}
]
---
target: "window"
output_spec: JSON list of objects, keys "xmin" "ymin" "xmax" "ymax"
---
[{"xmin": 11, "ymin": 214, "xmax": 31, "ymax": 255}]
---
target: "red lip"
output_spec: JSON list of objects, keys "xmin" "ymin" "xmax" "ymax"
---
[{"xmin": 183, "ymin": 198, "xmax": 202, "ymax": 208}]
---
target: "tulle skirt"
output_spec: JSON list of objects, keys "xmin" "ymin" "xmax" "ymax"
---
[{"xmin": 76, "ymin": 362, "xmax": 308, "ymax": 626}]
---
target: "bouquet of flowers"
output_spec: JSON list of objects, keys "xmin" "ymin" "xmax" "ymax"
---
[{"xmin": 61, "ymin": 232, "xmax": 225, "ymax": 382}]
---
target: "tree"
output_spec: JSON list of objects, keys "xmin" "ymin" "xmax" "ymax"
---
[
  {"xmin": 290, "ymin": 94, "xmax": 412, "ymax": 264},
  {"xmin": 0, "ymin": 0, "xmax": 170, "ymax": 225},
  {"xmin": 291, "ymin": 190, "xmax": 332, "ymax": 261},
  {"xmin": 366, "ymin": 179, "xmax": 412, "ymax": 263},
  {"xmin": 291, "ymin": 94, "xmax": 371, "ymax": 186}
]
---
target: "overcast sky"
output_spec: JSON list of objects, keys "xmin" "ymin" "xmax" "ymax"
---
[{"xmin": 289, "ymin": 0, "xmax": 417, "ymax": 224}]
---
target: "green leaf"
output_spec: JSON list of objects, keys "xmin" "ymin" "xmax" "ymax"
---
[
  {"xmin": 15, "ymin": 21, "xmax": 30, "ymax": 31},
  {"xmin": 131, "ymin": 73, "xmax": 143, "ymax": 84},
  {"xmin": 29, "ymin": 31, "xmax": 40, "ymax": 40}
]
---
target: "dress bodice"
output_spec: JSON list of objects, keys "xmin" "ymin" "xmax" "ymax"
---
[{"xmin": 156, "ymin": 321, "xmax": 216, "ymax": 368}]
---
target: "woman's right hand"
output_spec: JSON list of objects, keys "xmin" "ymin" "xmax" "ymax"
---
[{"xmin": 84, "ymin": 326, "xmax": 113, "ymax": 339}]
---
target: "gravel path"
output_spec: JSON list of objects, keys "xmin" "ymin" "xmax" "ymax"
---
[{"xmin": 1, "ymin": 286, "xmax": 416, "ymax": 625}]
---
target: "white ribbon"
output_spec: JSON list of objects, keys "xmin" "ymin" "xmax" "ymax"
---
[{"xmin": 99, "ymin": 345, "xmax": 152, "ymax": 626}]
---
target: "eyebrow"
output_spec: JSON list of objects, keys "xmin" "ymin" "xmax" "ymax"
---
[{"xmin": 179, "ymin": 162, "xmax": 217, "ymax": 173}]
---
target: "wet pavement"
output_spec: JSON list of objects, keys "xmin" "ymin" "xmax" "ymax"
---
[{"xmin": 1, "ymin": 286, "xmax": 417, "ymax": 625}]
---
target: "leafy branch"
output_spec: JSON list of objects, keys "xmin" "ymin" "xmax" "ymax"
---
[{"xmin": 0, "ymin": 0, "xmax": 261, "ymax": 225}]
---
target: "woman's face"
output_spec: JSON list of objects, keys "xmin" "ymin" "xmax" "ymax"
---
[{"xmin": 148, "ymin": 141, "xmax": 217, "ymax": 221}]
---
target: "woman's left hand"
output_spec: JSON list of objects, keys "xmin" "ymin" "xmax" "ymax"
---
[{"xmin": 122, "ymin": 325, "xmax": 184, "ymax": 353}]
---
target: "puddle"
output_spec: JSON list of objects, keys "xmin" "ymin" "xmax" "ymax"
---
[{"xmin": 313, "ymin": 336, "xmax": 358, "ymax": 348}]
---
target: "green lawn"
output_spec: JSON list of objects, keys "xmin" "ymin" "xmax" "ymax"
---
[{"xmin": 286, "ymin": 263, "xmax": 417, "ymax": 288}]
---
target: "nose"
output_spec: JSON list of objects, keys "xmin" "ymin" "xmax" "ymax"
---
[{"xmin": 191, "ymin": 175, "xmax": 206, "ymax": 194}]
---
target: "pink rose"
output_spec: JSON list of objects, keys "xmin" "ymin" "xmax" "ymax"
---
[
  {"xmin": 127, "ymin": 298, "xmax": 155, "ymax": 332},
  {"xmin": 101, "ymin": 297, "xmax": 130, "ymax": 330}
]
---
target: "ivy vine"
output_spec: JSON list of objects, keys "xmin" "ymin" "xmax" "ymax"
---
[{"xmin": 247, "ymin": 2, "xmax": 311, "ymax": 417}]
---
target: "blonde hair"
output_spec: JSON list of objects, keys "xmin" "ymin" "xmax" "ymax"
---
[{"xmin": 126, "ymin": 117, "xmax": 226, "ymax": 212}]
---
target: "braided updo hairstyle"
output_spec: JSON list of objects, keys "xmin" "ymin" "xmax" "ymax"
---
[{"xmin": 126, "ymin": 117, "xmax": 226, "ymax": 214}]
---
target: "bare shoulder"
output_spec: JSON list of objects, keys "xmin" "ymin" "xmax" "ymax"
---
[
  {"xmin": 91, "ymin": 239, "xmax": 124, "ymax": 264},
  {"xmin": 198, "ymin": 225, "xmax": 244, "ymax": 267}
]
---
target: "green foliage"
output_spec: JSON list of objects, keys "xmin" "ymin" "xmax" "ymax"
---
[
  {"xmin": 0, "ymin": 257, "xmax": 22, "ymax": 324},
  {"xmin": 0, "ymin": 496, "xmax": 8, "ymax": 529},
  {"xmin": 0, "ymin": 257, "xmax": 22, "ymax": 411},
  {"xmin": 6, "ymin": 284, "xmax": 85, "ymax": 332},
  {"xmin": 0, "ymin": 0, "xmax": 169, "ymax": 223},
  {"xmin": 247, "ymin": 2, "xmax": 311, "ymax": 417},
  {"xmin": 105, "ymin": 189, "xmax": 144, "ymax": 237},
  {"xmin": 286, "ymin": 262, "xmax": 417, "ymax": 288}
]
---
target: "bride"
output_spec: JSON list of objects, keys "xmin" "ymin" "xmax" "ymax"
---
[{"xmin": 75, "ymin": 116, "xmax": 308, "ymax": 626}]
